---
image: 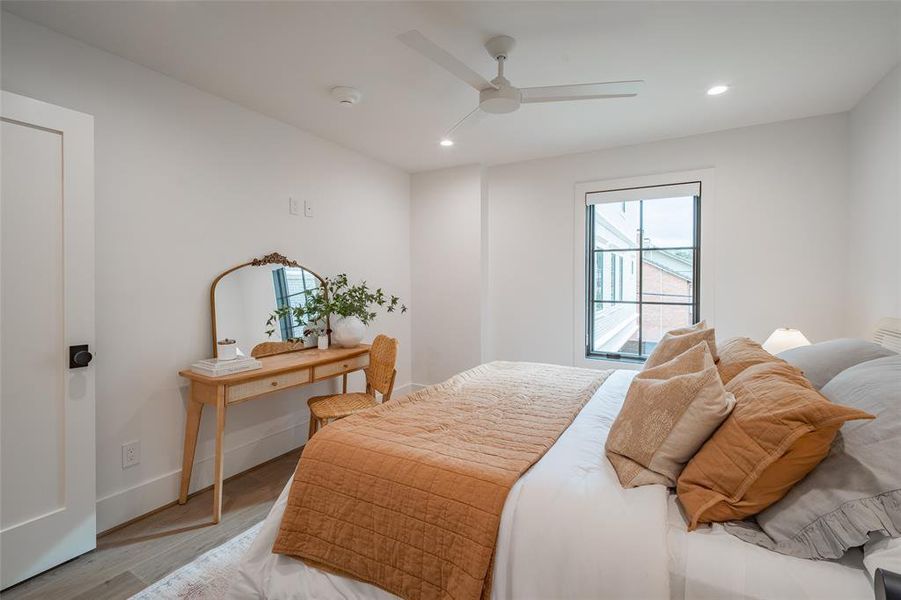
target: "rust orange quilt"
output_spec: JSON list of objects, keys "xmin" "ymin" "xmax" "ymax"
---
[{"xmin": 273, "ymin": 361, "xmax": 610, "ymax": 600}]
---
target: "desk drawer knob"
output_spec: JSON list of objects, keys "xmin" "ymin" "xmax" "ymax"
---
[{"xmin": 271, "ymin": 381, "xmax": 278, "ymax": 387}]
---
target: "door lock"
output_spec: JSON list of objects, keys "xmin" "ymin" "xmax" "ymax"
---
[{"xmin": 69, "ymin": 344, "xmax": 93, "ymax": 369}]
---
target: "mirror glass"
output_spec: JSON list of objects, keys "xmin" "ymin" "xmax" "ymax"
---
[{"xmin": 214, "ymin": 264, "xmax": 324, "ymax": 357}]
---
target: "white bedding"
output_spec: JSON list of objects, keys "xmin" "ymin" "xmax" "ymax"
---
[
  {"xmin": 227, "ymin": 370, "xmax": 873, "ymax": 600},
  {"xmin": 667, "ymin": 496, "xmax": 871, "ymax": 600}
]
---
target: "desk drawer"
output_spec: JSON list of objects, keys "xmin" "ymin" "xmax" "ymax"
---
[
  {"xmin": 227, "ymin": 368, "xmax": 311, "ymax": 404},
  {"xmin": 314, "ymin": 354, "xmax": 369, "ymax": 380}
]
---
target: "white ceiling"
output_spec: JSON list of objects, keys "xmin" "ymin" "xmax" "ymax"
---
[{"xmin": 4, "ymin": 1, "xmax": 899, "ymax": 172}]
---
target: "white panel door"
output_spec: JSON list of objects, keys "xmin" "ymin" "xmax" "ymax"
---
[{"xmin": 0, "ymin": 91, "xmax": 95, "ymax": 590}]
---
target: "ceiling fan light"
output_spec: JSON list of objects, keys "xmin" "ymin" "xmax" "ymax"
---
[
  {"xmin": 439, "ymin": 138, "xmax": 454, "ymax": 147},
  {"xmin": 707, "ymin": 85, "xmax": 729, "ymax": 96},
  {"xmin": 479, "ymin": 84, "xmax": 521, "ymax": 114}
]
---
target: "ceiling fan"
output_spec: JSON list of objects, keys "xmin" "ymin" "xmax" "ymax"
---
[{"xmin": 398, "ymin": 30, "xmax": 644, "ymax": 144}]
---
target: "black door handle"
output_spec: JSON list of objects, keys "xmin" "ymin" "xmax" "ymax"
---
[{"xmin": 69, "ymin": 345, "xmax": 93, "ymax": 368}]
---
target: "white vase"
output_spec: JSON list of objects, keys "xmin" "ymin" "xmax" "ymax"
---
[
  {"xmin": 317, "ymin": 335, "xmax": 329, "ymax": 350},
  {"xmin": 332, "ymin": 316, "xmax": 366, "ymax": 348}
]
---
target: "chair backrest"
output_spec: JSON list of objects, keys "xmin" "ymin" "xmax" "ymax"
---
[
  {"xmin": 250, "ymin": 340, "xmax": 303, "ymax": 358},
  {"xmin": 365, "ymin": 334, "xmax": 398, "ymax": 400}
]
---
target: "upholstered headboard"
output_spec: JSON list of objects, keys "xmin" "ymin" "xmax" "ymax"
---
[{"xmin": 873, "ymin": 317, "xmax": 901, "ymax": 353}]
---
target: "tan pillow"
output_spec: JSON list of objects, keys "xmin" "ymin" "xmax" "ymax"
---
[
  {"xmin": 716, "ymin": 336, "xmax": 784, "ymax": 385},
  {"xmin": 606, "ymin": 342, "xmax": 735, "ymax": 488},
  {"xmin": 644, "ymin": 321, "xmax": 717, "ymax": 370},
  {"xmin": 676, "ymin": 362, "xmax": 874, "ymax": 529}
]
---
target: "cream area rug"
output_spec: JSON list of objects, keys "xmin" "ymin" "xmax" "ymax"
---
[{"xmin": 130, "ymin": 522, "xmax": 262, "ymax": 599}]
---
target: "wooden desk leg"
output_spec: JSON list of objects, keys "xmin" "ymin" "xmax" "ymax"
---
[
  {"xmin": 342, "ymin": 373, "xmax": 348, "ymax": 393},
  {"xmin": 178, "ymin": 395, "xmax": 203, "ymax": 504},
  {"xmin": 212, "ymin": 388, "xmax": 227, "ymax": 523}
]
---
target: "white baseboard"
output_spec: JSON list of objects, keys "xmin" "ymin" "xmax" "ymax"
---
[
  {"xmin": 96, "ymin": 420, "xmax": 308, "ymax": 532},
  {"xmin": 392, "ymin": 382, "xmax": 419, "ymax": 397},
  {"xmin": 96, "ymin": 381, "xmax": 417, "ymax": 533}
]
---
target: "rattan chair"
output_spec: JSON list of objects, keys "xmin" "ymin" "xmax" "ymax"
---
[{"xmin": 307, "ymin": 334, "xmax": 398, "ymax": 438}]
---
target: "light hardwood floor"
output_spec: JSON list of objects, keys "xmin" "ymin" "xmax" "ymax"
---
[{"xmin": 2, "ymin": 447, "xmax": 301, "ymax": 600}]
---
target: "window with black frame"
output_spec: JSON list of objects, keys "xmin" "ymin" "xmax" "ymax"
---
[
  {"xmin": 586, "ymin": 182, "xmax": 700, "ymax": 362},
  {"xmin": 272, "ymin": 267, "xmax": 321, "ymax": 340}
]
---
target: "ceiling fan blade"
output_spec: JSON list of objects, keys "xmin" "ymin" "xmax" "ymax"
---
[
  {"xmin": 398, "ymin": 30, "xmax": 496, "ymax": 91},
  {"xmin": 443, "ymin": 106, "xmax": 486, "ymax": 141},
  {"xmin": 520, "ymin": 80, "xmax": 644, "ymax": 103}
]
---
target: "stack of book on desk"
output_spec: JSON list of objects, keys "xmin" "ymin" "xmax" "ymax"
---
[{"xmin": 191, "ymin": 356, "xmax": 262, "ymax": 377}]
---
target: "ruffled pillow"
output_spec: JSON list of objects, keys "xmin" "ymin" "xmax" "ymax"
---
[{"xmin": 778, "ymin": 338, "xmax": 896, "ymax": 389}]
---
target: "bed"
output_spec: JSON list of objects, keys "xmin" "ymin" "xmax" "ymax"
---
[{"xmin": 228, "ymin": 367, "xmax": 877, "ymax": 600}]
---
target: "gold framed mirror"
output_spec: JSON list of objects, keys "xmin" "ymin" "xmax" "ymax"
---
[{"xmin": 210, "ymin": 252, "xmax": 328, "ymax": 358}]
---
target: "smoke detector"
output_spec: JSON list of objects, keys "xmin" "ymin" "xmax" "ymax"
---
[{"xmin": 331, "ymin": 86, "xmax": 362, "ymax": 106}]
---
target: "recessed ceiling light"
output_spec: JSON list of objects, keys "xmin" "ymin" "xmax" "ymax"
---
[
  {"xmin": 707, "ymin": 85, "xmax": 729, "ymax": 96},
  {"xmin": 439, "ymin": 138, "xmax": 454, "ymax": 147}
]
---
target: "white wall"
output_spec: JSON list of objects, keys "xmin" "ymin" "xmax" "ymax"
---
[
  {"xmin": 848, "ymin": 65, "xmax": 901, "ymax": 337},
  {"xmin": 484, "ymin": 114, "xmax": 851, "ymax": 368},
  {"xmin": 408, "ymin": 115, "xmax": 852, "ymax": 385},
  {"xmin": 1, "ymin": 12, "xmax": 412, "ymax": 531},
  {"xmin": 410, "ymin": 165, "xmax": 483, "ymax": 386}
]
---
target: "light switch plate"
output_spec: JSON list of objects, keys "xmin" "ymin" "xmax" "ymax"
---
[
  {"xmin": 304, "ymin": 199, "xmax": 313, "ymax": 218},
  {"xmin": 288, "ymin": 197, "xmax": 300, "ymax": 216}
]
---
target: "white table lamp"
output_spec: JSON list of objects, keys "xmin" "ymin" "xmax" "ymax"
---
[{"xmin": 763, "ymin": 328, "xmax": 811, "ymax": 354}]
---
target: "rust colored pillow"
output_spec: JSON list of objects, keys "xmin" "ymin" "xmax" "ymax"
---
[
  {"xmin": 716, "ymin": 337, "xmax": 784, "ymax": 385},
  {"xmin": 644, "ymin": 321, "xmax": 718, "ymax": 370},
  {"xmin": 676, "ymin": 362, "xmax": 874, "ymax": 530}
]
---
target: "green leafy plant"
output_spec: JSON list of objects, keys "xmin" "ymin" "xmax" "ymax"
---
[{"xmin": 266, "ymin": 273, "xmax": 406, "ymax": 339}]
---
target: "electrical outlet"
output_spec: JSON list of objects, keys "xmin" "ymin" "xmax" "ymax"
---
[
  {"xmin": 122, "ymin": 440, "xmax": 140, "ymax": 468},
  {"xmin": 288, "ymin": 196, "xmax": 300, "ymax": 216},
  {"xmin": 303, "ymin": 199, "xmax": 313, "ymax": 218}
]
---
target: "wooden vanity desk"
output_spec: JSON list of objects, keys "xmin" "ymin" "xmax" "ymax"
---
[{"xmin": 177, "ymin": 344, "xmax": 370, "ymax": 522}]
